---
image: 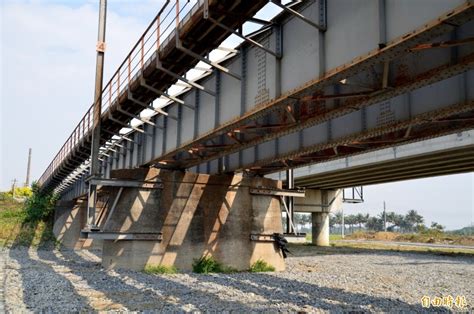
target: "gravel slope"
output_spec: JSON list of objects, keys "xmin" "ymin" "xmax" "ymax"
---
[{"xmin": 1, "ymin": 246, "xmax": 473, "ymax": 312}]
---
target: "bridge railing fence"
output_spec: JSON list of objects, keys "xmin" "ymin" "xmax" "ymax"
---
[{"xmin": 38, "ymin": 0, "xmax": 200, "ymax": 188}]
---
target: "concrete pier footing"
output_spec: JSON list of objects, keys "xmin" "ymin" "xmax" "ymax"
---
[
  {"xmin": 311, "ymin": 212, "xmax": 330, "ymax": 246},
  {"xmin": 53, "ymin": 199, "xmax": 104, "ymax": 250},
  {"xmin": 54, "ymin": 168, "xmax": 286, "ymax": 271}
]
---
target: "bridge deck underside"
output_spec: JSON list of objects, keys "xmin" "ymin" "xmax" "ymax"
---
[
  {"xmin": 295, "ymin": 145, "xmax": 474, "ymax": 189},
  {"xmin": 42, "ymin": 1, "xmax": 474, "ymax": 198}
]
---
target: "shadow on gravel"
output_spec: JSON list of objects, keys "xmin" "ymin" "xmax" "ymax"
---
[
  {"xmin": 6, "ymin": 220, "xmax": 92, "ymax": 312},
  {"xmin": 5, "ymin": 222, "xmax": 468, "ymax": 311},
  {"xmin": 31, "ymin": 247, "xmax": 258, "ymax": 312},
  {"xmin": 188, "ymin": 272, "xmax": 426, "ymax": 312},
  {"xmin": 289, "ymin": 244, "xmax": 474, "ymax": 262}
]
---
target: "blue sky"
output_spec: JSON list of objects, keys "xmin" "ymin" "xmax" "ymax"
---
[{"xmin": 1, "ymin": 0, "xmax": 472, "ymax": 229}]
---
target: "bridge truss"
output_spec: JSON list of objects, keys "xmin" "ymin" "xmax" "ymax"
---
[{"xmin": 37, "ymin": 0, "xmax": 474, "ymax": 199}]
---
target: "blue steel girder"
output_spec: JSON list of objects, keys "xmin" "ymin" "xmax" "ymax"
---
[
  {"xmin": 147, "ymin": 1, "xmax": 474, "ymax": 172},
  {"xmin": 49, "ymin": 1, "xmax": 474, "ymax": 198}
]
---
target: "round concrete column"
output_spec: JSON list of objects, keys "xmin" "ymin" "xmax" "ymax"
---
[{"xmin": 311, "ymin": 212, "xmax": 329, "ymax": 246}]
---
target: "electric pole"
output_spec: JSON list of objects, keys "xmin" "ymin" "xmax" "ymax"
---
[
  {"xmin": 383, "ymin": 201, "xmax": 387, "ymax": 232},
  {"xmin": 341, "ymin": 208, "xmax": 345, "ymax": 238},
  {"xmin": 25, "ymin": 148, "xmax": 32, "ymax": 187},
  {"xmin": 11, "ymin": 179, "xmax": 17, "ymax": 198},
  {"xmin": 87, "ymin": 0, "xmax": 107, "ymax": 229}
]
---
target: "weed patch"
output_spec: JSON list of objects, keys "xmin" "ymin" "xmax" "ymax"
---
[
  {"xmin": 249, "ymin": 259, "xmax": 275, "ymax": 272},
  {"xmin": 192, "ymin": 256, "xmax": 237, "ymax": 274},
  {"xmin": 144, "ymin": 264, "xmax": 178, "ymax": 274}
]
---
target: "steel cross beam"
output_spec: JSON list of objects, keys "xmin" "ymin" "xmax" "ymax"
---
[
  {"xmin": 178, "ymin": 53, "xmax": 474, "ymax": 168},
  {"xmin": 176, "ymin": 39, "xmax": 241, "ymax": 80},
  {"xmin": 250, "ymin": 102, "xmax": 474, "ymax": 173},
  {"xmin": 146, "ymin": 3, "xmax": 474, "ymax": 170}
]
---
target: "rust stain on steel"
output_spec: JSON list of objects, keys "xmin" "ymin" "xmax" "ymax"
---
[{"xmin": 149, "ymin": 2, "xmax": 474, "ymax": 169}]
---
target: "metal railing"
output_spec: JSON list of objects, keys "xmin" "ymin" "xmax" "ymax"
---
[{"xmin": 38, "ymin": 0, "xmax": 199, "ymax": 187}]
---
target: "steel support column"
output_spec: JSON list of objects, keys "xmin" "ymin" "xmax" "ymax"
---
[
  {"xmin": 285, "ymin": 168, "xmax": 295, "ymax": 234},
  {"xmin": 87, "ymin": 0, "xmax": 107, "ymax": 229}
]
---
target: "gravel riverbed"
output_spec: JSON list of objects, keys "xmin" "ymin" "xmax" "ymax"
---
[{"xmin": 1, "ymin": 246, "xmax": 473, "ymax": 312}]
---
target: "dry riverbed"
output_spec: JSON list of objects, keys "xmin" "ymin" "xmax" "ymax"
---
[{"xmin": 1, "ymin": 245, "xmax": 473, "ymax": 312}]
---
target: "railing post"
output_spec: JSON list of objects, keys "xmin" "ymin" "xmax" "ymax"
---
[
  {"xmin": 109, "ymin": 83, "xmax": 112, "ymax": 107},
  {"xmin": 141, "ymin": 37, "xmax": 144, "ymax": 69},
  {"xmin": 157, "ymin": 15, "xmax": 160, "ymax": 50},
  {"xmin": 176, "ymin": 0, "xmax": 180, "ymax": 28},
  {"xmin": 128, "ymin": 56, "xmax": 131, "ymax": 84},
  {"xmin": 117, "ymin": 70, "xmax": 121, "ymax": 97}
]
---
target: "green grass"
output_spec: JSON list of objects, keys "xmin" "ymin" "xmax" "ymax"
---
[
  {"xmin": 0, "ymin": 199, "xmax": 57, "ymax": 248},
  {"xmin": 249, "ymin": 259, "xmax": 275, "ymax": 272},
  {"xmin": 192, "ymin": 256, "xmax": 238, "ymax": 274},
  {"xmin": 345, "ymin": 230, "xmax": 474, "ymax": 246},
  {"xmin": 331, "ymin": 241, "xmax": 474, "ymax": 257},
  {"xmin": 306, "ymin": 234, "xmax": 343, "ymax": 242},
  {"xmin": 144, "ymin": 264, "xmax": 178, "ymax": 274},
  {"xmin": 330, "ymin": 234, "xmax": 343, "ymax": 241}
]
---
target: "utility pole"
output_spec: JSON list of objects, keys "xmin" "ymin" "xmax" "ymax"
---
[
  {"xmin": 341, "ymin": 208, "xmax": 345, "ymax": 238},
  {"xmin": 25, "ymin": 148, "xmax": 32, "ymax": 187},
  {"xmin": 87, "ymin": 0, "xmax": 107, "ymax": 230},
  {"xmin": 11, "ymin": 179, "xmax": 17, "ymax": 198},
  {"xmin": 383, "ymin": 201, "xmax": 387, "ymax": 232}
]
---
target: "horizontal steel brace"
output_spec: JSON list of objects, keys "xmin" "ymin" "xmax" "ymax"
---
[
  {"xmin": 156, "ymin": 58, "xmax": 216, "ymax": 96},
  {"xmin": 89, "ymin": 178, "xmax": 163, "ymax": 189},
  {"xmin": 139, "ymin": 76, "xmax": 192, "ymax": 109},
  {"xmin": 117, "ymin": 107, "xmax": 156, "ymax": 126},
  {"xmin": 206, "ymin": 16, "xmax": 281, "ymax": 58},
  {"xmin": 82, "ymin": 231, "xmax": 163, "ymax": 241},
  {"xmin": 271, "ymin": 0, "xmax": 326, "ymax": 32},
  {"xmin": 127, "ymin": 90, "xmax": 168, "ymax": 116},
  {"xmin": 176, "ymin": 39, "xmax": 241, "ymax": 80},
  {"xmin": 108, "ymin": 115, "xmax": 149, "ymax": 135},
  {"xmin": 101, "ymin": 128, "xmax": 136, "ymax": 143},
  {"xmin": 249, "ymin": 188, "xmax": 306, "ymax": 197},
  {"xmin": 250, "ymin": 234, "xmax": 276, "ymax": 242}
]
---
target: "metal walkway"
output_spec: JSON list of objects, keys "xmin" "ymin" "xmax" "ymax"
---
[{"xmin": 38, "ymin": 0, "xmax": 474, "ymax": 198}]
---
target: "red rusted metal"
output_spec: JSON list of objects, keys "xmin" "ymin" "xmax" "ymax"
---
[
  {"xmin": 157, "ymin": 15, "xmax": 160, "ymax": 50},
  {"xmin": 128, "ymin": 56, "xmax": 131, "ymax": 84},
  {"xmin": 176, "ymin": 0, "xmax": 180, "ymax": 28},
  {"xmin": 141, "ymin": 37, "xmax": 145, "ymax": 69},
  {"xmin": 108, "ymin": 83, "xmax": 112, "ymax": 107}
]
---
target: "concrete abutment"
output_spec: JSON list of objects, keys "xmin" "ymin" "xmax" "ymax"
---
[{"xmin": 54, "ymin": 168, "xmax": 286, "ymax": 271}]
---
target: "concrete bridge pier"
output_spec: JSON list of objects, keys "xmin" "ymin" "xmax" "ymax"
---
[
  {"xmin": 294, "ymin": 189, "xmax": 341, "ymax": 247},
  {"xmin": 312, "ymin": 190, "xmax": 330, "ymax": 246},
  {"xmin": 311, "ymin": 212, "xmax": 330, "ymax": 246},
  {"xmin": 54, "ymin": 168, "xmax": 287, "ymax": 271}
]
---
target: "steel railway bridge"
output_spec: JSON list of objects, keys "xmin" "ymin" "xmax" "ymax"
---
[{"xmin": 38, "ymin": 0, "xmax": 474, "ymax": 200}]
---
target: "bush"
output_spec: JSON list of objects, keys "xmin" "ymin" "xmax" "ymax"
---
[
  {"xmin": 249, "ymin": 259, "xmax": 275, "ymax": 272},
  {"xmin": 192, "ymin": 256, "xmax": 237, "ymax": 274},
  {"xmin": 23, "ymin": 182, "xmax": 58, "ymax": 222},
  {"xmin": 144, "ymin": 264, "xmax": 178, "ymax": 274}
]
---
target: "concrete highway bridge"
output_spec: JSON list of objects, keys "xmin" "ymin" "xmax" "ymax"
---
[{"xmin": 39, "ymin": 0, "xmax": 474, "ymax": 271}]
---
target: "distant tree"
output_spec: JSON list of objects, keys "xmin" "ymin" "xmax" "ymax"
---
[
  {"xmin": 366, "ymin": 216, "xmax": 383, "ymax": 231},
  {"xmin": 329, "ymin": 214, "xmax": 336, "ymax": 229},
  {"xmin": 333, "ymin": 211, "xmax": 343, "ymax": 226},
  {"xmin": 355, "ymin": 213, "xmax": 369, "ymax": 230},
  {"xmin": 430, "ymin": 222, "xmax": 445, "ymax": 232},
  {"xmin": 405, "ymin": 210, "xmax": 424, "ymax": 232},
  {"xmin": 345, "ymin": 214, "xmax": 358, "ymax": 233}
]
